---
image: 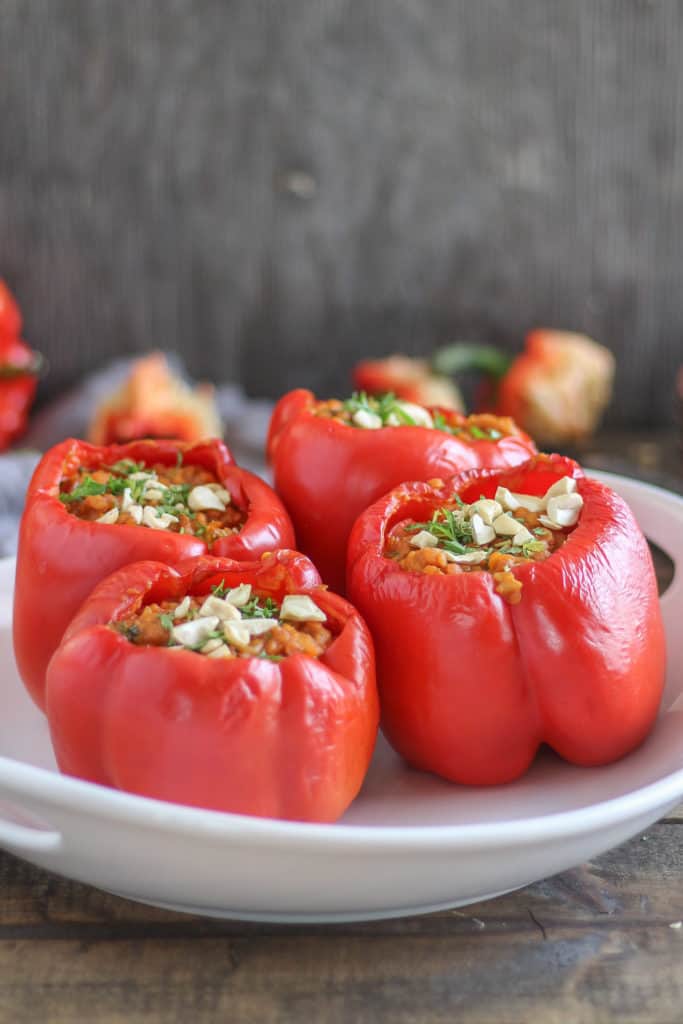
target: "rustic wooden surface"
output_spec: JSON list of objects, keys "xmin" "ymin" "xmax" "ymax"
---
[
  {"xmin": 0, "ymin": 805, "xmax": 682, "ymax": 1023},
  {"xmin": 2, "ymin": 1, "xmax": 683, "ymax": 426}
]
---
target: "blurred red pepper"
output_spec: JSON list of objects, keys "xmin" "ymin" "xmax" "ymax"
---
[
  {"xmin": 0, "ymin": 280, "xmax": 41, "ymax": 451},
  {"xmin": 492, "ymin": 330, "xmax": 615, "ymax": 445},
  {"xmin": 347, "ymin": 454, "xmax": 665, "ymax": 785},
  {"xmin": 14, "ymin": 437, "xmax": 295, "ymax": 710},
  {"xmin": 353, "ymin": 355, "xmax": 464, "ymax": 411},
  {"xmin": 88, "ymin": 351, "xmax": 222, "ymax": 445},
  {"xmin": 432, "ymin": 331, "xmax": 615, "ymax": 446},
  {"xmin": 46, "ymin": 551, "xmax": 378, "ymax": 822},
  {"xmin": 267, "ymin": 388, "xmax": 536, "ymax": 594}
]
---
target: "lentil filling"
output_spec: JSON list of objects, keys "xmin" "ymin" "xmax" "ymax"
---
[
  {"xmin": 384, "ymin": 475, "xmax": 583, "ymax": 604},
  {"xmin": 58, "ymin": 457, "xmax": 245, "ymax": 543},
  {"xmin": 315, "ymin": 392, "xmax": 515, "ymax": 441},
  {"xmin": 113, "ymin": 583, "xmax": 334, "ymax": 661}
]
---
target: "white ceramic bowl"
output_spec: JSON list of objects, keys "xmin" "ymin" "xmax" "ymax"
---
[{"xmin": 0, "ymin": 471, "xmax": 681, "ymax": 922}]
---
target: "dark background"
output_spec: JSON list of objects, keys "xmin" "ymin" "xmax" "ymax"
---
[{"xmin": 1, "ymin": 0, "xmax": 682, "ymax": 426}]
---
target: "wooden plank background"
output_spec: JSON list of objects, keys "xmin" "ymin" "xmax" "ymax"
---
[{"xmin": 1, "ymin": 0, "xmax": 683, "ymax": 424}]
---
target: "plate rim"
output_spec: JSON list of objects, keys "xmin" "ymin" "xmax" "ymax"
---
[{"xmin": 1, "ymin": 468, "xmax": 682, "ymax": 853}]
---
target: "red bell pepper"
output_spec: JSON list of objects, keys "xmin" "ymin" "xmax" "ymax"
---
[
  {"xmin": 347, "ymin": 454, "xmax": 666, "ymax": 785},
  {"xmin": 14, "ymin": 437, "xmax": 295, "ymax": 710},
  {"xmin": 493, "ymin": 330, "xmax": 615, "ymax": 445},
  {"xmin": 46, "ymin": 550, "xmax": 378, "ymax": 822},
  {"xmin": 353, "ymin": 355, "xmax": 464, "ymax": 411},
  {"xmin": 431, "ymin": 331, "xmax": 615, "ymax": 446},
  {"xmin": 0, "ymin": 280, "xmax": 41, "ymax": 451},
  {"xmin": 88, "ymin": 351, "xmax": 222, "ymax": 445},
  {"xmin": 267, "ymin": 388, "xmax": 536, "ymax": 594}
]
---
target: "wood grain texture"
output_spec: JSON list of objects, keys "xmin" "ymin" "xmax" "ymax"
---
[
  {"xmin": 1, "ymin": 1, "xmax": 682, "ymax": 425},
  {"xmin": 0, "ymin": 818, "xmax": 682, "ymax": 1022}
]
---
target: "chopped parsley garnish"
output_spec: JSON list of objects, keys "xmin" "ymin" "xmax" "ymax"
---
[
  {"xmin": 241, "ymin": 596, "xmax": 281, "ymax": 620},
  {"xmin": 159, "ymin": 613, "xmax": 175, "ymax": 634},
  {"xmin": 114, "ymin": 621, "xmax": 141, "ymax": 642},
  {"xmin": 343, "ymin": 391, "xmax": 416, "ymax": 425},
  {"xmin": 107, "ymin": 459, "xmax": 145, "ymax": 475},
  {"xmin": 406, "ymin": 507, "xmax": 474, "ymax": 555},
  {"xmin": 59, "ymin": 476, "xmax": 108, "ymax": 503}
]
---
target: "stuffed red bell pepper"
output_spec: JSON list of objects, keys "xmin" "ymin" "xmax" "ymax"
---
[
  {"xmin": 14, "ymin": 437, "xmax": 295, "ymax": 710},
  {"xmin": 267, "ymin": 389, "xmax": 536, "ymax": 594},
  {"xmin": 0, "ymin": 280, "xmax": 41, "ymax": 451},
  {"xmin": 347, "ymin": 453, "xmax": 666, "ymax": 785},
  {"xmin": 46, "ymin": 550, "xmax": 378, "ymax": 822}
]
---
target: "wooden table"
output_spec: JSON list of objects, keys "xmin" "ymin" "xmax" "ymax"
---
[{"xmin": 1, "ymin": 432, "xmax": 681, "ymax": 1023}]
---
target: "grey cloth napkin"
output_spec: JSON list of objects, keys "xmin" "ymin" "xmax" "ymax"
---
[{"xmin": 0, "ymin": 357, "xmax": 273, "ymax": 557}]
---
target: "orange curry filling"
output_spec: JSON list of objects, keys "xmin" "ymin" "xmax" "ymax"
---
[
  {"xmin": 58, "ymin": 458, "xmax": 245, "ymax": 543},
  {"xmin": 315, "ymin": 393, "xmax": 516, "ymax": 442},
  {"xmin": 384, "ymin": 478, "xmax": 582, "ymax": 604},
  {"xmin": 113, "ymin": 586, "xmax": 334, "ymax": 661}
]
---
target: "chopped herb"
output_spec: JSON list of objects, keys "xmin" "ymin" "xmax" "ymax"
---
[
  {"xmin": 211, "ymin": 580, "xmax": 228, "ymax": 598},
  {"xmin": 259, "ymin": 653, "xmax": 284, "ymax": 662},
  {"xmin": 241, "ymin": 595, "xmax": 280, "ymax": 620},
  {"xmin": 176, "ymin": 450, "xmax": 184, "ymax": 468},
  {"xmin": 522, "ymin": 540, "xmax": 546, "ymax": 558},
  {"xmin": 343, "ymin": 391, "xmax": 422, "ymax": 428},
  {"xmin": 406, "ymin": 507, "xmax": 473, "ymax": 553},
  {"xmin": 59, "ymin": 476, "xmax": 108, "ymax": 503},
  {"xmin": 105, "ymin": 476, "xmax": 129, "ymax": 496},
  {"xmin": 107, "ymin": 459, "xmax": 145, "ymax": 476},
  {"xmin": 113, "ymin": 621, "xmax": 140, "ymax": 642},
  {"xmin": 469, "ymin": 426, "xmax": 487, "ymax": 440},
  {"xmin": 156, "ymin": 482, "xmax": 191, "ymax": 515},
  {"xmin": 159, "ymin": 613, "xmax": 175, "ymax": 634}
]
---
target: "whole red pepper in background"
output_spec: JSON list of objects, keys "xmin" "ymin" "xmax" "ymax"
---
[
  {"xmin": 0, "ymin": 280, "xmax": 40, "ymax": 451},
  {"xmin": 353, "ymin": 354, "xmax": 464, "ymax": 411},
  {"xmin": 14, "ymin": 437, "xmax": 295, "ymax": 710},
  {"xmin": 347, "ymin": 454, "xmax": 666, "ymax": 785},
  {"xmin": 46, "ymin": 551, "xmax": 379, "ymax": 823},
  {"xmin": 88, "ymin": 351, "xmax": 223, "ymax": 445},
  {"xmin": 492, "ymin": 330, "xmax": 615, "ymax": 446},
  {"xmin": 267, "ymin": 388, "xmax": 536, "ymax": 594}
]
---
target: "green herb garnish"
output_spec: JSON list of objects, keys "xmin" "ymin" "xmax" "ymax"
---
[
  {"xmin": 241, "ymin": 595, "xmax": 280, "ymax": 620},
  {"xmin": 59, "ymin": 476, "xmax": 108, "ymax": 503},
  {"xmin": 406, "ymin": 507, "xmax": 474, "ymax": 555},
  {"xmin": 113, "ymin": 621, "xmax": 140, "ymax": 642},
  {"xmin": 107, "ymin": 459, "xmax": 146, "ymax": 476},
  {"xmin": 159, "ymin": 613, "xmax": 175, "ymax": 634}
]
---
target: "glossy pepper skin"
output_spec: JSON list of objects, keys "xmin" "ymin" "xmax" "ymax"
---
[
  {"xmin": 0, "ymin": 281, "xmax": 39, "ymax": 451},
  {"xmin": 46, "ymin": 551, "xmax": 379, "ymax": 823},
  {"xmin": 347, "ymin": 454, "xmax": 666, "ymax": 785},
  {"xmin": 267, "ymin": 388, "xmax": 536, "ymax": 594},
  {"xmin": 14, "ymin": 437, "xmax": 295, "ymax": 710}
]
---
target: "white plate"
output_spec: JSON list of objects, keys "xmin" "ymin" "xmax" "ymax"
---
[{"xmin": 0, "ymin": 471, "xmax": 681, "ymax": 923}]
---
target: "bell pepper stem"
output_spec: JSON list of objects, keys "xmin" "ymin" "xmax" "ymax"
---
[
  {"xmin": 0, "ymin": 352, "xmax": 45, "ymax": 379},
  {"xmin": 431, "ymin": 344, "xmax": 512, "ymax": 379}
]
